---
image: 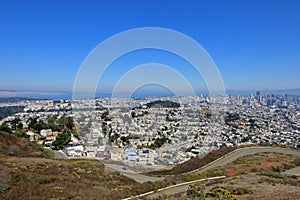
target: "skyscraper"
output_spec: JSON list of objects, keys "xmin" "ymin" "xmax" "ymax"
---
[{"xmin": 256, "ymin": 91, "xmax": 261, "ymax": 102}]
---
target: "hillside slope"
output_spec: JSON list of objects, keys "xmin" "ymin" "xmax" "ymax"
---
[
  {"xmin": 0, "ymin": 131, "xmax": 45, "ymax": 157},
  {"xmin": 0, "ymin": 131, "xmax": 154, "ymax": 199}
]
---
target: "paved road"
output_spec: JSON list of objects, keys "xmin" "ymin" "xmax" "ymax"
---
[
  {"xmin": 52, "ymin": 151, "xmax": 163, "ymax": 183},
  {"xmin": 123, "ymin": 147, "xmax": 300, "ymax": 199},
  {"xmin": 188, "ymin": 147, "xmax": 300, "ymax": 175},
  {"xmin": 105, "ymin": 163, "xmax": 164, "ymax": 183},
  {"xmin": 123, "ymin": 176, "xmax": 226, "ymax": 200},
  {"xmin": 282, "ymin": 167, "xmax": 300, "ymax": 176}
]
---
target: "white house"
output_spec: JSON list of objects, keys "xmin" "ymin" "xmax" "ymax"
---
[
  {"xmin": 40, "ymin": 129, "xmax": 52, "ymax": 137},
  {"xmin": 65, "ymin": 144, "xmax": 84, "ymax": 157},
  {"xmin": 26, "ymin": 131, "xmax": 35, "ymax": 141},
  {"xmin": 44, "ymin": 136, "xmax": 56, "ymax": 147},
  {"xmin": 138, "ymin": 149, "xmax": 155, "ymax": 165},
  {"xmin": 110, "ymin": 147, "xmax": 124, "ymax": 161},
  {"xmin": 84, "ymin": 146, "xmax": 98, "ymax": 157},
  {"xmin": 124, "ymin": 147, "xmax": 138, "ymax": 162}
]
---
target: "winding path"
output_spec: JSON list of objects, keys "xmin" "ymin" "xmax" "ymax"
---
[
  {"xmin": 187, "ymin": 146, "xmax": 300, "ymax": 175},
  {"xmin": 123, "ymin": 146, "xmax": 300, "ymax": 200}
]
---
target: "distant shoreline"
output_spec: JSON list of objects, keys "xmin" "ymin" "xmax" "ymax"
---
[{"xmin": 0, "ymin": 88, "xmax": 299, "ymax": 101}]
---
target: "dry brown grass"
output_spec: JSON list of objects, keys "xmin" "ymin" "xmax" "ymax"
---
[
  {"xmin": 0, "ymin": 157, "xmax": 154, "ymax": 199},
  {"xmin": 0, "ymin": 131, "xmax": 45, "ymax": 158},
  {"xmin": 224, "ymin": 152, "xmax": 297, "ymax": 176},
  {"xmin": 0, "ymin": 131, "xmax": 154, "ymax": 199}
]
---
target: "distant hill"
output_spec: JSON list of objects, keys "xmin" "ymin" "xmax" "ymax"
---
[
  {"xmin": 0, "ymin": 97, "xmax": 41, "ymax": 103},
  {"xmin": 145, "ymin": 100, "xmax": 180, "ymax": 108},
  {"xmin": 0, "ymin": 106, "xmax": 25, "ymax": 120},
  {"xmin": 0, "ymin": 89, "xmax": 17, "ymax": 92}
]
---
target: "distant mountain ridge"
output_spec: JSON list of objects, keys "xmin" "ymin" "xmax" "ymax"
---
[
  {"xmin": 0, "ymin": 97, "xmax": 42, "ymax": 103},
  {"xmin": 0, "ymin": 89, "xmax": 17, "ymax": 92}
]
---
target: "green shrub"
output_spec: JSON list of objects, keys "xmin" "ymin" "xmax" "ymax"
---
[
  {"xmin": 8, "ymin": 145, "xmax": 21, "ymax": 156},
  {"xmin": 182, "ymin": 174, "xmax": 199, "ymax": 182},
  {"xmin": 0, "ymin": 173, "xmax": 11, "ymax": 193},
  {"xmin": 38, "ymin": 176, "xmax": 56, "ymax": 184},
  {"xmin": 292, "ymin": 158, "xmax": 300, "ymax": 166},
  {"xmin": 271, "ymin": 166, "xmax": 284, "ymax": 173},
  {"xmin": 154, "ymin": 182, "xmax": 167, "ymax": 191},
  {"xmin": 233, "ymin": 187, "xmax": 253, "ymax": 195},
  {"xmin": 206, "ymin": 187, "xmax": 237, "ymax": 200},
  {"xmin": 186, "ymin": 184, "xmax": 205, "ymax": 199}
]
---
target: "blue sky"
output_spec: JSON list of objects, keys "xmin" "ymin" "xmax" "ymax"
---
[{"xmin": 0, "ymin": 0, "xmax": 299, "ymax": 97}]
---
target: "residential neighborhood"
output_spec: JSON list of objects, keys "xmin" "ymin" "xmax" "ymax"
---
[{"xmin": 0, "ymin": 93, "xmax": 299, "ymax": 167}]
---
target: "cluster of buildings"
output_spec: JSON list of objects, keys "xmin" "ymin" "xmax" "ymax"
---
[{"xmin": 0, "ymin": 92, "xmax": 299, "ymax": 166}]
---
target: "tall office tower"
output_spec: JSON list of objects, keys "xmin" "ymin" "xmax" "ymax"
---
[{"xmin": 256, "ymin": 91, "xmax": 261, "ymax": 102}]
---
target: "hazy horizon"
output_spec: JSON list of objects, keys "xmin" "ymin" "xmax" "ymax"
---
[
  {"xmin": 1, "ymin": 88, "xmax": 300, "ymax": 100},
  {"xmin": 1, "ymin": 1, "xmax": 299, "ymax": 97}
]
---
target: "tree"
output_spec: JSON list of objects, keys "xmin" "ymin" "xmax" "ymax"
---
[
  {"xmin": 17, "ymin": 122, "xmax": 23, "ymax": 130},
  {"xmin": 0, "ymin": 123, "xmax": 12, "ymax": 134},
  {"xmin": 10, "ymin": 118, "xmax": 21, "ymax": 130},
  {"xmin": 58, "ymin": 115, "xmax": 74, "ymax": 130},
  {"xmin": 47, "ymin": 115, "xmax": 60, "ymax": 131},
  {"xmin": 27, "ymin": 117, "xmax": 38, "ymax": 130},
  {"xmin": 109, "ymin": 133, "xmax": 119, "ymax": 143},
  {"xmin": 52, "ymin": 130, "xmax": 72, "ymax": 150},
  {"xmin": 35, "ymin": 120, "xmax": 48, "ymax": 132}
]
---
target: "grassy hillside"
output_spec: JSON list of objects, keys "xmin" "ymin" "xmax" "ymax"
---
[
  {"xmin": 0, "ymin": 131, "xmax": 46, "ymax": 158},
  {"xmin": 147, "ymin": 144, "xmax": 299, "ymax": 176},
  {"xmin": 0, "ymin": 131, "xmax": 154, "ymax": 199},
  {"xmin": 150, "ymin": 152, "xmax": 300, "ymax": 200}
]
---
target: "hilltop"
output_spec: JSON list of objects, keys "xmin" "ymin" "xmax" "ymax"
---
[{"xmin": 0, "ymin": 131, "xmax": 153, "ymax": 199}]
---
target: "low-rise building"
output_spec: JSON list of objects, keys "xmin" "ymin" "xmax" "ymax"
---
[
  {"xmin": 138, "ymin": 149, "xmax": 155, "ymax": 165},
  {"xmin": 124, "ymin": 147, "xmax": 138, "ymax": 162},
  {"xmin": 110, "ymin": 147, "xmax": 124, "ymax": 161}
]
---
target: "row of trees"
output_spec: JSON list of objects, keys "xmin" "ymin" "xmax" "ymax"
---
[
  {"xmin": 0, "ymin": 114, "xmax": 78, "ymax": 150},
  {"xmin": 27, "ymin": 115, "xmax": 77, "ymax": 150},
  {"xmin": 0, "ymin": 114, "xmax": 75, "ymax": 134},
  {"xmin": 27, "ymin": 114, "xmax": 74, "ymax": 132}
]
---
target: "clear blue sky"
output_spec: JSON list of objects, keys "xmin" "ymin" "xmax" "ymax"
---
[{"xmin": 0, "ymin": 0, "xmax": 299, "ymax": 96}]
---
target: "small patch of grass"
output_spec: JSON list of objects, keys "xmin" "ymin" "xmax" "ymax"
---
[
  {"xmin": 154, "ymin": 182, "xmax": 168, "ymax": 191},
  {"xmin": 37, "ymin": 175, "xmax": 56, "ymax": 184},
  {"xmin": 232, "ymin": 187, "xmax": 253, "ymax": 195}
]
